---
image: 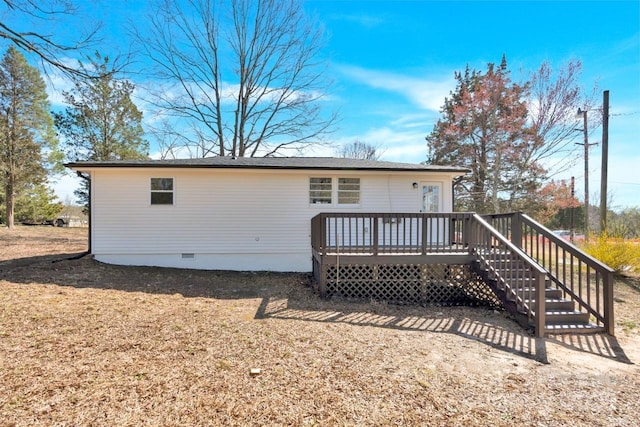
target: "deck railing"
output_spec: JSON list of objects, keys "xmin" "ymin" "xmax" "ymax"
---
[
  {"xmin": 484, "ymin": 212, "xmax": 615, "ymax": 335},
  {"xmin": 311, "ymin": 212, "xmax": 474, "ymax": 256},
  {"xmin": 471, "ymin": 214, "xmax": 548, "ymax": 335},
  {"xmin": 311, "ymin": 211, "xmax": 615, "ymax": 337}
]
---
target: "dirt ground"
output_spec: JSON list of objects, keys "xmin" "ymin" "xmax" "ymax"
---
[{"xmin": 1, "ymin": 226, "xmax": 639, "ymax": 426}]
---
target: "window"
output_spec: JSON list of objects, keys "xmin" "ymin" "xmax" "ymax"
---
[
  {"xmin": 309, "ymin": 177, "xmax": 332, "ymax": 204},
  {"xmin": 150, "ymin": 178, "xmax": 174, "ymax": 205},
  {"xmin": 309, "ymin": 177, "xmax": 361, "ymax": 205},
  {"xmin": 338, "ymin": 178, "xmax": 360, "ymax": 204}
]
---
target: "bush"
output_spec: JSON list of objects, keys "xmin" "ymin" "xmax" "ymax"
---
[{"xmin": 582, "ymin": 233, "xmax": 640, "ymax": 274}]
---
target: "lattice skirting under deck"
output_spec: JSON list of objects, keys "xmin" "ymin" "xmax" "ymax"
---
[{"xmin": 315, "ymin": 263, "xmax": 500, "ymax": 308}]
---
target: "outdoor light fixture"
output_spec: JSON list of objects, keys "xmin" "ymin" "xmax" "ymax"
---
[{"xmin": 412, "ymin": 182, "xmax": 418, "ymax": 189}]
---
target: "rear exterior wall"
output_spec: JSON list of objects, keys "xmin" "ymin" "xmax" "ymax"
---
[{"xmin": 89, "ymin": 168, "xmax": 456, "ymax": 271}]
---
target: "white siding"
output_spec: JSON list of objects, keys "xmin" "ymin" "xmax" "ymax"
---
[{"xmin": 89, "ymin": 168, "xmax": 458, "ymax": 271}]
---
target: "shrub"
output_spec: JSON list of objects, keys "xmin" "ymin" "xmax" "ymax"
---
[{"xmin": 582, "ymin": 233, "xmax": 640, "ymax": 274}]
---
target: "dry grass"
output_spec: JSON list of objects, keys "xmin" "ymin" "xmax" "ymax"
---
[{"xmin": 1, "ymin": 226, "xmax": 639, "ymax": 426}]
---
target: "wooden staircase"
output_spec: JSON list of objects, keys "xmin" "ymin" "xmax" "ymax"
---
[
  {"xmin": 310, "ymin": 211, "xmax": 615, "ymax": 337},
  {"xmin": 473, "ymin": 213, "xmax": 615, "ymax": 337},
  {"xmin": 474, "ymin": 253, "xmax": 602, "ymax": 335}
]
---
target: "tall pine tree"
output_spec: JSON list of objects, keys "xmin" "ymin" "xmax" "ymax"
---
[
  {"xmin": 54, "ymin": 53, "xmax": 148, "ymax": 206},
  {"xmin": 0, "ymin": 46, "xmax": 58, "ymax": 228},
  {"xmin": 426, "ymin": 56, "xmax": 539, "ymax": 213}
]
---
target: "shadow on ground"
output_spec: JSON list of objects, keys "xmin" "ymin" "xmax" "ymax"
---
[
  {"xmin": 545, "ymin": 333, "xmax": 632, "ymax": 364},
  {"xmin": 1, "ymin": 253, "xmax": 634, "ymax": 366},
  {"xmin": 255, "ymin": 293, "xmax": 551, "ymax": 364}
]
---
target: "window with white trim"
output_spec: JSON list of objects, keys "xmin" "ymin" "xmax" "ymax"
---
[
  {"xmin": 150, "ymin": 178, "xmax": 174, "ymax": 205},
  {"xmin": 309, "ymin": 177, "xmax": 360, "ymax": 205},
  {"xmin": 309, "ymin": 177, "xmax": 332, "ymax": 204},
  {"xmin": 338, "ymin": 178, "xmax": 360, "ymax": 204}
]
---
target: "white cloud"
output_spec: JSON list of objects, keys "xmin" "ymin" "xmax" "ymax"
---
[
  {"xmin": 45, "ymin": 71, "xmax": 74, "ymax": 108},
  {"xmin": 336, "ymin": 65, "xmax": 454, "ymax": 112},
  {"xmin": 49, "ymin": 172, "xmax": 81, "ymax": 204},
  {"xmin": 305, "ymin": 125, "xmax": 429, "ymax": 164}
]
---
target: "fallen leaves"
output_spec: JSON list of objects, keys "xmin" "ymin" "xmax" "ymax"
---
[{"xmin": 0, "ymin": 226, "xmax": 639, "ymax": 426}]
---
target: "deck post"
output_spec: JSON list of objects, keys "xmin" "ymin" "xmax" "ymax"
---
[
  {"xmin": 535, "ymin": 272, "xmax": 546, "ymax": 337},
  {"xmin": 463, "ymin": 215, "xmax": 470, "ymax": 251},
  {"xmin": 467, "ymin": 216, "xmax": 476, "ymax": 254},
  {"xmin": 372, "ymin": 215, "xmax": 379, "ymax": 256},
  {"xmin": 421, "ymin": 215, "xmax": 428, "ymax": 256},
  {"xmin": 319, "ymin": 214, "xmax": 327, "ymax": 256},
  {"xmin": 511, "ymin": 212, "xmax": 523, "ymax": 250},
  {"xmin": 604, "ymin": 269, "xmax": 615, "ymax": 335},
  {"xmin": 319, "ymin": 263, "xmax": 328, "ymax": 298}
]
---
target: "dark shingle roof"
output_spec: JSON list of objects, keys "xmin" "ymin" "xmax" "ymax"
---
[{"xmin": 65, "ymin": 157, "xmax": 469, "ymax": 173}]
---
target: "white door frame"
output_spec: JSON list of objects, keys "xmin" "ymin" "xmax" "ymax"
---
[
  {"xmin": 419, "ymin": 181, "xmax": 443, "ymax": 213},
  {"xmin": 419, "ymin": 181, "xmax": 447, "ymax": 245}
]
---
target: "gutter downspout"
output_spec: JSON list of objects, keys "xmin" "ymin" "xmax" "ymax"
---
[
  {"xmin": 77, "ymin": 171, "xmax": 91, "ymax": 255},
  {"xmin": 452, "ymin": 175, "xmax": 465, "ymax": 212}
]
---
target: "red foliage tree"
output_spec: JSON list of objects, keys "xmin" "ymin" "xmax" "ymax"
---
[{"xmin": 427, "ymin": 56, "xmax": 537, "ymax": 213}]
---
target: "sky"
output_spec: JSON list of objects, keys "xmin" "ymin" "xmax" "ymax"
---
[{"xmin": 5, "ymin": 0, "xmax": 640, "ymax": 209}]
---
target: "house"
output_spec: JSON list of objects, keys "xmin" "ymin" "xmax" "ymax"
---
[
  {"xmin": 65, "ymin": 157, "xmax": 469, "ymax": 272},
  {"xmin": 66, "ymin": 156, "xmax": 615, "ymax": 336}
]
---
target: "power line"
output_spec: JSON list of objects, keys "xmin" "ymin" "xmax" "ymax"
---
[
  {"xmin": 610, "ymin": 112, "xmax": 640, "ymax": 117},
  {"xmin": 610, "ymin": 181, "xmax": 640, "ymax": 186}
]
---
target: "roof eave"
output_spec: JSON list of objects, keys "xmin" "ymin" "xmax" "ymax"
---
[{"xmin": 64, "ymin": 162, "xmax": 470, "ymax": 174}]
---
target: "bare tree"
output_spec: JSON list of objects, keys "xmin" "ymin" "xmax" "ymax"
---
[
  {"xmin": 0, "ymin": 1, "xmax": 107, "ymax": 78},
  {"xmin": 138, "ymin": 0, "xmax": 335, "ymax": 158},
  {"xmin": 526, "ymin": 60, "xmax": 600, "ymax": 176},
  {"xmin": 335, "ymin": 140, "xmax": 381, "ymax": 160}
]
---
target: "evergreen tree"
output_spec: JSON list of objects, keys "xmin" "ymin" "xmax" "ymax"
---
[
  {"xmin": 426, "ymin": 56, "xmax": 539, "ymax": 213},
  {"xmin": 54, "ymin": 52, "xmax": 148, "ymax": 206},
  {"xmin": 12, "ymin": 183, "xmax": 63, "ymax": 224},
  {"xmin": 0, "ymin": 46, "xmax": 59, "ymax": 228}
]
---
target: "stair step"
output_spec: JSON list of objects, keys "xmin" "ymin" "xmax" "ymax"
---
[
  {"xmin": 485, "ymin": 268, "xmax": 551, "ymax": 283},
  {"xmin": 474, "ymin": 248, "xmax": 607, "ymax": 337},
  {"xmin": 529, "ymin": 299, "xmax": 575, "ymax": 311},
  {"xmin": 500, "ymin": 286, "xmax": 563, "ymax": 300},
  {"xmin": 547, "ymin": 299, "xmax": 575, "ymax": 311},
  {"xmin": 486, "ymin": 261, "xmax": 529, "ymax": 270},
  {"xmin": 544, "ymin": 323, "xmax": 604, "ymax": 335},
  {"xmin": 543, "ymin": 310, "xmax": 590, "ymax": 325},
  {"xmin": 501, "ymin": 277, "xmax": 552, "ymax": 286},
  {"xmin": 497, "ymin": 271, "xmax": 538, "ymax": 278}
]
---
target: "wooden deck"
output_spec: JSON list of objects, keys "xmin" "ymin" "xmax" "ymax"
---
[{"xmin": 311, "ymin": 212, "xmax": 615, "ymax": 337}]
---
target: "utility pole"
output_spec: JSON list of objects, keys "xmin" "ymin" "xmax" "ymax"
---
[
  {"xmin": 579, "ymin": 108, "xmax": 590, "ymax": 242},
  {"xmin": 600, "ymin": 90, "xmax": 609, "ymax": 234},
  {"xmin": 576, "ymin": 107, "xmax": 598, "ymax": 241},
  {"xmin": 570, "ymin": 176, "xmax": 575, "ymax": 243}
]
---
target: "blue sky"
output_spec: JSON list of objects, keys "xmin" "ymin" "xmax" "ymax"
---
[
  {"xmin": 11, "ymin": 0, "xmax": 639, "ymax": 209},
  {"xmin": 304, "ymin": 0, "xmax": 640, "ymax": 209}
]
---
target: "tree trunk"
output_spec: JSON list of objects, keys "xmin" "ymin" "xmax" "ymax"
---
[{"xmin": 5, "ymin": 182, "xmax": 14, "ymax": 229}]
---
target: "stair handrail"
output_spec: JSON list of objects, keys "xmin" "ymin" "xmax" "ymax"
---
[
  {"xmin": 518, "ymin": 213, "xmax": 613, "ymax": 269},
  {"xmin": 516, "ymin": 213, "xmax": 615, "ymax": 335},
  {"xmin": 471, "ymin": 214, "xmax": 549, "ymax": 336}
]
